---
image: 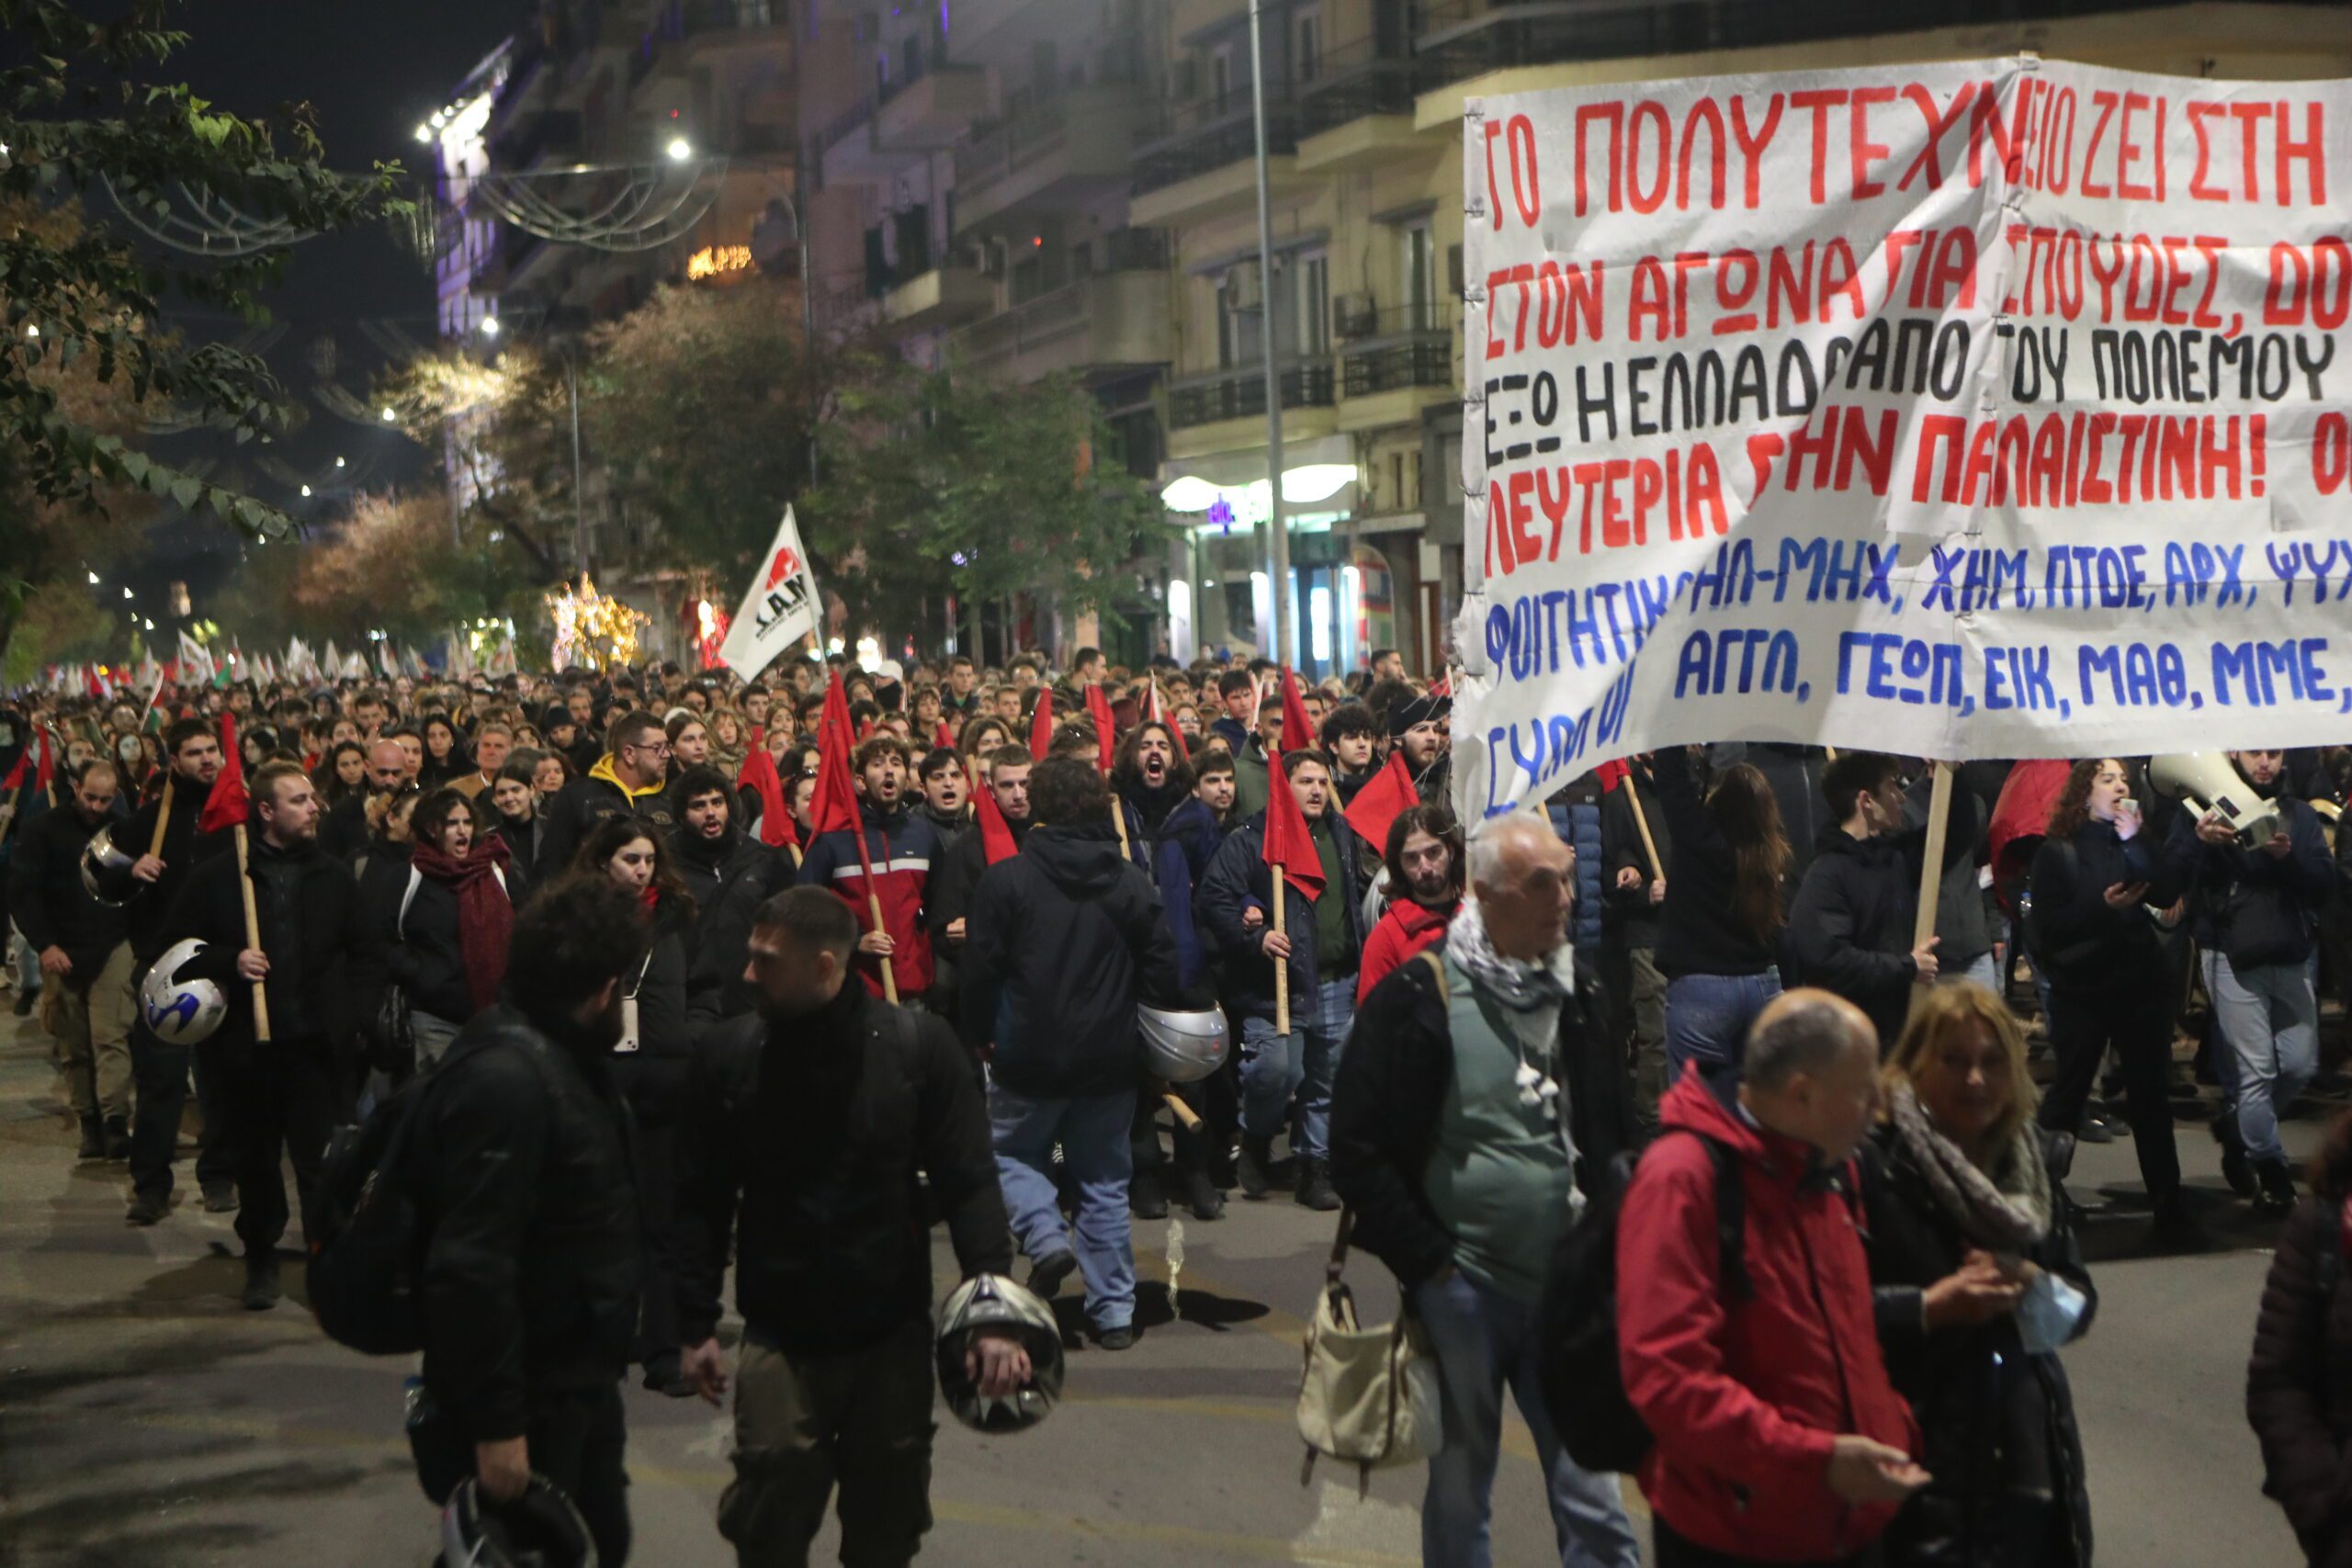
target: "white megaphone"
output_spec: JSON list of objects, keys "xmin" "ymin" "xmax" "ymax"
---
[{"xmin": 2147, "ymin": 752, "xmax": 2283, "ymax": 846}]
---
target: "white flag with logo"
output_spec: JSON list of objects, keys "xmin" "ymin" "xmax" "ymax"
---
[{"xmin": 718, "ymin": 506, "xmax": 822, "ymax": 681}]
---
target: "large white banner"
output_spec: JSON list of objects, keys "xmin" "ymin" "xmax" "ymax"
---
[
  {"xmin": 1454, "ymin": 57, "xmax": 2352, "ymax": 822},
  {"xmin": 718, "ymin": 506, "xmax": 822, "ymax": 681}
]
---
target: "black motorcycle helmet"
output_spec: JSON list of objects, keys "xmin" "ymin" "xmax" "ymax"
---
[{"xmin": 440, "ymin": 1475, "xmax": 597, "ymax": 1568}]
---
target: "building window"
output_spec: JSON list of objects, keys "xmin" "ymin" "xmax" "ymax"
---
[
  {"xmin": 1292, "ymin": 249, "xmax": 1329, "ymax": 356},
  {"xmin": 1211, "ymin": 46, "xmax": 1235, "ymax": 111},
  {"xmin": 1295, "ymin": 8, "xmax": 1320, "ymax": 85},
  {"xmin": 1217, "ymin": 265, "xmax": 1262, "ymax": 369},
  {"xmin": 1400, "ymin": 220, "xmax": 1435, "ymax": 332}
]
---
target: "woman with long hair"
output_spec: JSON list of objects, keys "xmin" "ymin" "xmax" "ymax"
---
[
  {"xmin": 2250, "ymin": 1105, "xmax": 2352, "ymax": 1566},
  {"xmin": 706, "ymin": 706, "xmax": 748, "ymax": 778},
  {"xmin": 1653, "ymin": 746, "xmax": 1794, "ymax": 1088},
  {"xmin": 666, "ymin": 711, "xmax": 712, "ymax": 773},
  {"xmin": 417, "ymin": 714, "xmax": 463, "ymax": 790},
  {"xmin": 317, "ymin": 739, "xmax": 368, "ymax": 807},
  {"xmin": 1867, "ymin": 983, "xmax": 2095, "ymax": 1566},
  {"xmin": 571, "ymin": 815, "xmax": 697, "ymax": 1396},
  {"xmin": 368, "ymin": 788, "xmax": 517, "ymax": 1068},
  {"xmin": 2030, "ymin": 757, "xmax": 2193, "ymax": 1239},
  {"xmin": 959, "ymin": 713, "xmax": 1012, "ymax": 761}
]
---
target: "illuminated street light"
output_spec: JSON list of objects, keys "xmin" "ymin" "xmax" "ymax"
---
[
  {"xmin": 479, "ymin": 315, "xmax": 501, "ymax": 337},
  {"xmin": 414, "ymin": 124, "xmax": 432, "ymax": 144},
  {"xmin": 380, "ymin": 406, "xmax": 397, "ymax": 422},
  {"xmin": 334, "ymin": 456, "xmax": 346, "ymax": 468},
  {"xmin": 665, "ymin": 136, "xmax": 692, "ymax": 162},
  {"xmin": 85, "ymin": 570, "xmax": 98, "ymax": 584},
  {"xmin": 300, "ymin": 484, "xmax": 311, "ymax": 497}
]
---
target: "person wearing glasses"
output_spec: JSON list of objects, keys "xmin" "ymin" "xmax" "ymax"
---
[{"xmin": 538, "ymin": 710, "xmax": 679, "ymax": 874}]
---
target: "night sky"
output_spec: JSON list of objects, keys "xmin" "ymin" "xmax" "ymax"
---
[{"xmin": 131, "ymin": 1, "xmax": 525, "ymax": 607}]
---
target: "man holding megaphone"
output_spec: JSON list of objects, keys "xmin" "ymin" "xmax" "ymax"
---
[{"xmin": 2154, "ymin": 750, "xmax": 2334, "ymax": 1215}]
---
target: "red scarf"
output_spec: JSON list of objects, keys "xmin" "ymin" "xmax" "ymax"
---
[{"xmin": 408, "ymin": 835, "xmax": 515, "ymax": 1015}]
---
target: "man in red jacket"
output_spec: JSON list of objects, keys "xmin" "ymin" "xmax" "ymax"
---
[
  {"xmin": 1355, "ymin": 804, "xmax": 1463, "ymax": 1005},
  {"xmin": 1617, "ymin": 988, "xmax": 1925, "ymax": 1566}
]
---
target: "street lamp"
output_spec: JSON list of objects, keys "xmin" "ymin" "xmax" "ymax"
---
[
  {"xmin": 665, "ymin": 136, "xmax": 693, "ymax": 163},
  {"xmin": 479, "ymin": 314, "xmax": 501, "ymax": 338}
]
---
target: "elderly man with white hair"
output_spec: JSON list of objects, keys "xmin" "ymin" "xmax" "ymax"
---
[{"xmin": 1330, "ymin": 809, "xmax": 1641, "ymax": 1568}]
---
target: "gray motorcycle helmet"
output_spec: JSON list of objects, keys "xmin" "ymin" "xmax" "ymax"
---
[
  {"xmin": 936, "ymin": 1272, "xmax": 1064, "ymax": 1435},
  {"xmin": 1138, "ymin": 1002, "xmax": 1228, "ymax": 1084},
  {"xmin": 138, "ymin": 938, "xmax": 227, "ymax": 1046},
  {"xmin": 79, "ymin": 823, "xmax": 139, "ymax": 908},
  {"xmin": 441, "ymin": 1475, "xmax": 596, "ymax": 1568}
]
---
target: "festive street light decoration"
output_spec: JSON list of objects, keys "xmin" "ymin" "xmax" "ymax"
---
[{"xmin": 546, "ymin": 572, "xmax": 649, "ymax": 672}]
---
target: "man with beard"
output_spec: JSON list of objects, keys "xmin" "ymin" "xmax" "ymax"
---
[
  {"xmin": 926, "ymin": 745, "xmax": 1033, "ymax": 1030},
  {"xmin": 320, "ymin": 739, "xmax": 407, "ymax": 862},
  {"xmin": 161, "ymin": 762, "xmax": 374, "ymax": 1307},
  {"xmin": 540, "ymin": 711, "xmax": 678, "ymax": 873},
  {"xmin": 1390, "ymin": 689, "xmax": 1452, "ymax": 805},
  {"xmin": 9, "ymin": 761, "xmax": 132, "ymax": 1161},
  {"xmin": 121, "ymin": 718, "xmax": 238, "ymax": 1223},
  {"xmin": 1355, "ymin": 806, "xmax": 1464, "ymax": 1002},
  {"xmin": 674, "ymin": 886, "xmax": 1016, "ymax": 1565},
  {"xmin": 797, "ymin": 734, "xmax": 939, "ymax": 1006},
  {"xmin": 671, "ymin": 765, "xmax": 779, "ymax": 923},
  {"xmin": 412, "ymin": 874, "xmax": 649, "ymax": 1566}
]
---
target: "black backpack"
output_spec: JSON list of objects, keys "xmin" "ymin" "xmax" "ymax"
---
[
  {"xmin": 303, "ymin": 1039, "xmax": 484, "ymax": 1355},
  {"xmin": 1535, "ymin": 1131, "xmax": 1752, "ymax": 1475}
]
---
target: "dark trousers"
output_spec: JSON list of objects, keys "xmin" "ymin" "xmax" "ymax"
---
[
  {"xmin": 720, "ymin": 1320, "xmax": 933, "ymax": 1568},
  {"xmin": 127, "ymin": 1019, "xmax": 236, "ymax": 1203},
  {"xmin": 526, "ymin": 1382, "xmax": 632, "ymax": 1568},
  {"xmin": 1654, "ymin": 1517, "xmax": 1882, "ymax": 1568},
  {"xmin": 215, "ymin": 1039, "xmax": 339, "ymax": 1255},
  {"xmin": 633, "ymin": 1121, "xmax": 679, "ymax": 1381},
  {"xmin": 2039, "ymin": 982, "xmax": 2181, "ymax": 1204}
]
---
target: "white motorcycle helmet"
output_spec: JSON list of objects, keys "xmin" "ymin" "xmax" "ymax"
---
[
  {"xmin": 79, "ymin": 823, "xmax": 140, "ymax": 908},
  {"xmin": 140, "ymin": 939, "xmax": 227, "ymax": 1046},
  {"xmin": 1138, "ymin": 1003, "xmax": 1229, "ymax": 1084},
  {"xmin": 936, "ymin": 1273, "xmax": 1064, "ymax": 1435}
]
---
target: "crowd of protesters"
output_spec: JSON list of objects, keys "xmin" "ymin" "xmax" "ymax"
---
[{"xmin": 8, "ymin": 649, "xmax": 2352, "ymax": 1565}]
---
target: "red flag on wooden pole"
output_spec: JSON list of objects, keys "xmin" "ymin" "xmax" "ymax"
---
[
  {"xmin": 973, "ymin": 768, "xmax": 1019, "ymax": 865},
  {"xmin": 807, "ymin": 671, "xmax": 897, "ymax": 1002},
  {"xmin": 738, "ymin": 726, "xmax": 797, "ymax": 851},
  {"xmin": 1342, "ymin": 752, "xmax": 1419, "ymax": 861},
  {"xmin": 1084, "ymin": 683, "xmax": 1116, "ymax": 774},
  {"xmin": 198, "ymin": 714, "xmax": 248, "ymax": 833},
  {"xmin": 1278, "ymin": 666, "xmax": 1314, "ymax": 756},
  {"xmin": 1028, "ymin": 685, "xmax": 1055, "ymax": 761}
]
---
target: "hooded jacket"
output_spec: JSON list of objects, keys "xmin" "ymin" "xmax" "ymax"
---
[
  {"xmin": 1355, "ymin": 897, "xmax": 1456, "ymax": 1006},
  {"xmin": 1601, "ymin": 764, "xmax": 1672, "ymax": 950},
  {"xmin": 960, "ymin": 820, "xmax": 1185, "ymax": 1097},
  {"xmin": 797, "ymin": 797, "xmax": 939, "ymax": 998},
  {"xmin": 121, "ymin": 775, "xmax": 230, "ymax": 962},
  {"xmin": 164, "ymin": 832, "xmax": 378, "ymax": 1059},
  {"xmin": 1617, "ymin": 1069, "xmax": 1919, "ymax": 1562},
  {"xmin": 537, "ymin": 757, "xmax": 674, "ymax": 874},
  {"xmin": 7, "ymin": 805, "xmax": 130, "ymax": 982},
  {"xmin": 1135, "ymin": 789, "xmax": 1224, "ymax": 989}
]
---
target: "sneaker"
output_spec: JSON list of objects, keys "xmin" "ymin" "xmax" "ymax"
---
[
  {"xmin": 1295, "ymin": 1156, "xmax": 1341, "ymax": 1212},
  {"xmin": 1028, "ymin": 1250, "xmax": 1078, "ymax": 1300},
  {"xmin": 1092, "ymin": 1325, "xmax": 1136, "ymax": 1351},
  {"xmin": 201, "ymin": 1180, "xmax": 239, "ymax": 1213},
  {"xmin": 1182, "ymin": 1168, "xmax": 1227, "ymax": 1221},
  {"xmin": 2075, "ymin": 1114, "xmax": 2115, "ymax": 1145},
  {"xmin": 125, "ymin": 1192, "xmax": 168, "ymax": 1226},
  {"xmin": 1236, "ymin": 1134, "xmax": 1274, "ymax": 1201},
  {"xmin": 241, "ymin": 1253, "xmax": 281, "ymax": 1311},
  {"xmin": 1129, "ymin": 1167, "xmax": 1170, "ymax": 1221},
  {"xmin": 2255, "ymin": 1158, "xmax": 2299, "ymax": 1216}
]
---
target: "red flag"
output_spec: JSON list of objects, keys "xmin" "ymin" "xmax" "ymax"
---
[
  {"xmin": 738, "ymin": 727, "xmax": 797, "ymax": 850},
  {"xmin": 1028, "ymin": 685, "xmax": 1055, "ymax": 761},
  {"xmin": 1278, "ymin": 666, "xmax": 1315, "ymax": 756},
  {"xmin": 1986, "ymin": 759, "xmax": 2074, "ymax": 916},
  {"xmin": 973, "ymin": 767, "xmax": 1019, "ymax": 865},
  {"xmin": 33, "ymin": 728, "xmax": 54, "ymax": 797},
  {"xmin": 1261, "ymin": 748, "xmax": 1325, "ymax": 904},
  {"xmin": 1084, "ymin": 683, "xmax": 1116, "ymax": 773},
  {"xmin": 1342, "ymin": 752, "xmax": 1419, "ymax": 862},
  {"xmin": 1, "ymin": 743, "xmax": 25, "ymax": 793},
  {"xmin": 855, "ymin": 715, "xmax": 876, "ymax": 744},
  {"xmin": 1594, "ymin": 758, "xmax": 1631, "ymax": 793},
  {"xmin": 806, "ymin": 673, "xmax": 862, "ymax": 838},
  {"xmin": 198, "ymin": 713, "xmax": 247, "ymax": 833},
  {"xmin": 934, "ymin": 720, "xmax": 955, "ymax": 751}
]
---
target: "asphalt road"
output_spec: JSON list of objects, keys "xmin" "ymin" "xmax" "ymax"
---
[{"xmin": 0, "ymin": 1004, "xmax": 2314, "ymax": 1567}]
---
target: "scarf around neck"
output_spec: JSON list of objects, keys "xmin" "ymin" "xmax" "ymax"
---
[
  {"xmin": 409, "ymin": 836, "xmax": 514, "ymax": 1016},
  {"xmin": 1886, "ymin": 1077, "xmax": 2051, "ymax": 1253},
  {"xmin": 1443, "ymin": 898, "xmax": 1574, "ymax": 1014}
]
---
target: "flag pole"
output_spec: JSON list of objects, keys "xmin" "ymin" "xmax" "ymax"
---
[
  {"xmin": 1272, "ymin": 872, "xmax": 1290, "ymax": 1034},
  {"xmin": 1625, "ymin": 768, "xmax": 1663, "ymax": 884},
  {"xmin": 147, "ymin": 775, "xmax": 175, "ymax": 859},
  {"xmin": 233, "ymin": 823, "xmax": 273, "ymax": 1042},
  {"xmin": 1911, "ymin": 762, "xmax": 1953, "ymax": 988}
]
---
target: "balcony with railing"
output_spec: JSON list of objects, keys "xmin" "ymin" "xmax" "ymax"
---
[
  {"xmin": 949, "ymin": 256, "xmax": 1174, "ymax": 384},
  {"xmin": 1293, "ymin": 34, "xmax": 1422, "ymax": 140},
  {"xmin": 1338, "ymin": 301, "xmax": 1453, "ymax": 410},
  {"xmin": 953, "ymin": 85, "xmax": 1145, "ymax": 235},
  {"xmin": 1169, "ymin": 358, "xmax": 1336, "ymax": 430},
  {"xmin": 1131, "ymin": 90, "xmax": 1297, "ymax": 198}
]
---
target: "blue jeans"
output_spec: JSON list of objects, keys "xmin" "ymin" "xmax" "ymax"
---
[
  {"xmin": 1954, "ymin": 951, "xmax": 2000, "ymax": 992},
  {"xmin": 2203, "ymin": 951, "xmax": 2319, "ymax": 1165},
  {"xmin": 1238, "ymin": 976, "xmax": 1354, "ymax": 1160},
  {"xmin": 989, "ymin": 1084, "xmax": 1136, "ymax": 1332},
  {"xmin": 1663, "ymin": 969, "xmax": 1781, "ymax": 1089},
  {"xmin": 1412, "ymin": 1270, "xmax": 1641, "ymax": 1568}
]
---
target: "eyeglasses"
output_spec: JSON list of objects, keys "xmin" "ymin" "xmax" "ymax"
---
[{"xmin": 630, "ymin": 739, "xmax": 673, "ymax": 758}]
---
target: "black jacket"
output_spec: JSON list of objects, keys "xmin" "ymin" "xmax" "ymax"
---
[
  {"xmin": 2249, "ymin": 1192, "xmax": 2352, "ymax": 1568},
  {"xmin": 684, "ymin": 847, "xmax": 796, "ymax": 1036},
  {"xmin": 611, "ymin": 898, "xmax": 693, "ymax": 1126},
  {"xmin": 319, "ymin": 787, "xmax": 378, "ymax": 864},
  {"xmin": 674, "ymin": 983, "xmax": 1012, "ymax": 1354},
  {"xmin": 1650, "ymin": 748, "xmax": 1782, "ymax": 979},
  {"xmin": 2163, "ymin": 791, "xmax": 2334, "ymax": 969},
  {"xmin": 1195, "ymin": 808, "xmax": 1369, "ymax": 1021},
  {"xmin": 1707, "ymin": 740, "xmax": 1829, "ymax": 890},
  {"xmin": 1787, "ymin": 781, "xmax": 1979, "ymax": 1047},
  {"xmin": 960, "ymin": 820, "xmax": 1187, "ymax": 1097},
  {"xmin": 492, "ymin": 810, "xmax": 550, "ymax": 885},
  {"xmin": 120, "ymin": 777, "xmax": 229, "ymax": 962},
  {"xmin": 416, "ymin": 1008, "xmax": 644, "ymax": 1442},
  {"xmin": 163, "ymin": 833, "xmax": 376, "ymax": 1058},
  {"xmin": 671, "ymin": 821, "xmax": 776, "ymax": 926},
  {"xmin": 2027, "ymin": 818, "xmax": 2189, "ymax": 993},
  {"xmin": 538, "ymin": 768, "xmax": 673, "ymax": 876},
  {"xmin": 7, "ymin": 806, "xmax": 129, "ymax": 981},
  {"xmin": 1329, "ymin": 953, "xmax": 1634, "ymax": 1288},
  {"xmin": 364, "ymin": 852, "xmax": 520, "ymax": 1025},
  {"xmin": 924, "ymin": 814, "xmax": 1031, "ymax": 1021},
  {"xmin": 1600, "ymin": 764, "xmax": 1670, "ymax": 949},
  {"xmin": 1862, "ymin": 1123, "xmax": 2095, "ymax": 1568}
]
